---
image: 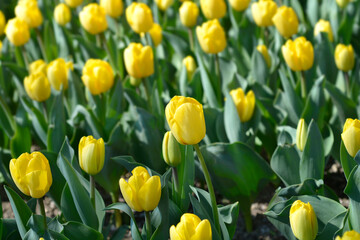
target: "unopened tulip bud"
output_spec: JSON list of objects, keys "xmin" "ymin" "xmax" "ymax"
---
[
  {"xmin": 78, "ymin": 136, "xmax": 105, "ymax": 175},
  {"xmin": 314, "ymin": 19, "xmax": 333, "ymax": 42},
  {"xmin": 24, "ymin": 72, "xmax": 51, "ymax": 102},
  {"xmin": 5, "ymin": 17, "xmax": 30, "ymax": 46},
  {"xmin": 126, "ymin": 3, "xmax": 153, "ymax": 34},
  {"xmin": 179, "ymin": 1, "xmax": 199, "ymax": 28},
  {"xmin": 54, "ymin": 3, "xmax": 71, "ymax": 26},
  {"xmin": 296, "ymin": 118, "xmax": 307, "ymax": 151},
  {"xmin": 82, "ymin": 59, "xmax": 114, "ymax": 95},
  {"xmin": 79, "ymin": 3, "xmax": 108, "ymax": 35},
  {"xmin": 229, "ymin": 0, "xmax": 251, "ymax": 12},
  {"xmin": 251, "ymin": 0, "xmax": 277, "ymax": 27},
  {"xmin": 196, "ymin": 19, "xmax": 226, "ymax": 54},
  {"xmin": 289, "ymin": 200, "xmax": 318, "ymax": 240},
  {"xmin": 335, "ymin": 230, "xmax": 360, "ymax": 240},
  {"xmin": 282, "ymin": 37, "xmax": 314, "ymax": 72},
  {"xmin": 256, "ymin": 45, "xmax": 271, "ymax": 68},
  {"xmin": 15, "ymin": 0, "xmax": 43, "ymax": 28},
  {"xmin": 155, "ymin": 0, "xmax": 174, "ymax": 11},
  {"xmin": 229, "ymin": 88, "xmax": 256, "ymax": 122},
  {"xmin": 200, "ymin": 0, "xmax": 226, "ymax": 20},
  {"xmin": 272, "ymin": 6, "xmax": 298, "ymax": 38},
  {"xmin": 341, "ymin": 118, "xmax": 360, "ymax": 157},
  {"xmin": 170, "ymin": 213, "xmax": 212, "ymax": 240},
  {"xmin": 183, "ymin": 56, "xmax": 197, "ymax": 80},
  {"xmin": 335, "ymin": 44, "xmax": 355, "ymax": 72},
  {"xmin": 100, "ymin": 0, "xmax": 124, "ymax": 18},
  {"xmin": 162, "ymin": 131, "xmax": 182, "ymax": 167},
  {"xmin": 65, "ymin": 0, "xmax": 83, "ymax": 8}
]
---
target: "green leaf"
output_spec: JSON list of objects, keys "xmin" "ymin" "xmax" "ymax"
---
[
  {"xmin": 315, "ymin": 33, "xmax": 337, "ymax": 84},
  {"xmin": 47, "ymin": 92, "xmax": 66, "ymax": 153},
  {"xmin": 2, "ymin": 219, "xmax": 21, "ymax": 240},
  {"xmin": 340, "ymin": 141, "xmax": 358, "ymax": 180},
  {"xmin": 0, "ymin": 96, "xmax": 15, "ymax": 137},
  {"xmin": 60, "ymin": 183, "xmax": 82, "ymax": 223},
  {"xmin": 26, "ymin": 214, "xmax": 48, "ymax": 236},
  {"xmin": 179, "ymin": 65, "xmax": 188, "ymax": 97},
  {"xmin": 251, "ymin": 51, "xmax": 268, "ymax": 85},
  {"xmin": 107, "ymin": 76, "xmax": 124, "ymax": 118},
  {"xmin": 62, "ymin": 222, "xmax": 103, "ymax": 240},
  {"xmin": 276, "ymin": 179, "xmax": 324, "ymax": 198},
  {"xmin": 223, "ymin": 93, "xmax": 243, "ymax": 143},
  {"xmin": 177, "ymin": 145, "xmax": 194, "ymax": 213},
  {"xmin": 10, "ymin": 122, "xmax": 31, "ymax": 159},
  {"xmin": 344, "ymin": 166, "xmax": 360, "ymax": 232},
  {"xmin": 218, "ymin": 202, "xmax": 240, "ymax": 239}
]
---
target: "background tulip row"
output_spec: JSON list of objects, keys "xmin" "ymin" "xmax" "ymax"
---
[{"xmin": 1, "ymin": 0, "xmax": 360, "ymax": 239}]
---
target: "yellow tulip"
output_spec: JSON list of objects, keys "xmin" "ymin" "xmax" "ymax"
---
[
  {"xmin": 170, "ymin": 213, "xmax": 212, "ymax": 240},
  {"xmin": 124, "ymin": 43, "xmax": 154, "ymax": 79},
  {"xmin": 289, "ymin": 200, "xmax": 318, "ymax": 240},
  {"xmin": 47, "ymin": 58, "xmax": 73, "ymax": 91},
  {"xmin": 272, "ymin": 6, "xmax": 298, "ymax": 38},
  {"xmin": 229, "ymin": 0, "xmax": 251, "ymax": 12},
  {"xmin": 24, "ymin": 72, "xmax": 51, "ymax": 102},
  {"xmin": 78, "ymin": 136, "xmax": 105, "ymax": 175},
  {"xmin": 119, "ymin": 166, "xmax": 161, "ymax": 212},
  {"xmin": 296, "ymin": 118, "xmax": 308, "ymax": 152},
  {"xmin": 196, "ymin": 19, "xmax": 226, "ymax": 54},
  {"xmin": 179, "ymin": 1, "xmax": 199, "ymax": 28},
  {"xmin": 79, "ymin": 3, "xmax": 108, "ymax": 35},
  {"xmin": 5, "ymin": 18, "xmax": 30, "ymax": 46},
  {"xmin": 100, "ymin": 0, "xmax": 123, "ymax": 18},
  {"xmin": 82, "ymin": 59, "xmax": 114, "ymax": 95},
  {"xmin": 229, "ymin": 88, "xmax": 256, "ymax": 122},
  {"xmin": 335, "ymin": 230, "xmax": 360, "ymax": 240},
  {"xmin": 0, "ymin": 41, "xmax": 2, "ymax": 52},
  {"xmin": 341, "ymin": 118, "xmax": 360, "ymax": 157},
  {"xmin": 29, "ymin": 59, "xmax": 47, "ymax": 75},
  {"xmin": 200, "ymin": 0, "xmax": 226, "ymax": 20},
  {"xmin": 141, "ymin": 23, "xmax": 162, "ymax": 47},
  {"xmin": 126, "ymin": 3, "xmax": 154, "ymax": 34},
  {"xmin": 336, "ymin": 0, "xmax": 350, "ymax": 8},
  {"xmin": 0, "ymin": 10, "xmax": 5, "ymax": 36},
  {"xmin": 282, "ymin": 37, "xmax": 314, "ymax": 72},
  {"xmin": 251, "ymin": 0, "xmax": 277, "ymax": 27},
  {"xmin": 256, "ymin": 44, "xmax": 271, "ymax": 68},
  {"xmin": 183, "ymin": 55, "xmax": 197, "ymax": 80},
  {"xmin": 165, "ymin": 96, "xmax": 206, "ymax": 145},
  {"xmin": 65, "ymin": 0, "xmax": 83, "ymax": 8},
  {"xmin": 155, "ymin": 0, "xmax": 174, "ymax": 11},
  {"xmin": 162, "ymin": 131, "xmax": 182, "ymax": 167},
  {"xmin": 335, "ymin": 44, "xmax": 355, "ymax": 72},
  {"xmin": 9, "ymin": 152, "xmax": 52, "ymax": 198},
  {"xmin": 313, "ymin": 19, "xmax": 334, "ymax": 42},
  {"xmin": 15, "ymin": 0, "xmax": 43, "ymax": 28},
  {"xmin": 54, "ymin": 3, "xmax": 71, "ymax": 26}
]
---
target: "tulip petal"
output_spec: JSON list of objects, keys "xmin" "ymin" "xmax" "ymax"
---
[
  {"xmin": 192, "ymin": 219, "xmax": 212, "ymax": 240},
  {"xmin": 25, "ymin": 170, "xmax": 49, "ymax": 198},
  {"xmin": 119, "ymin": 178, "xmax": 143, "ymax": 212},
  {"xmin": 138, "ymin": 175, "xmax": 161, "ymax": 211},
  {"xmin": 170, "ymin": 225, "xmax": 184, "ymax": 240}
]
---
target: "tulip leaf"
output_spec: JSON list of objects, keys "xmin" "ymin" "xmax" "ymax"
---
[
  {"xmin": 251, "ymin": 51, "xmax": 269, "ymax": 85},
  {"xmin": 62, "ymin": 222, "xmax": 103, "ymax": 240},
  {"xmin": 218, "ymin": 202, "xmax": 240, "ymax": 239},
  {"xmin": 26, "ymin": 214, "xmax": 49, "ymax": 236},
  {"xmin": 315, "ymin": 33, "xmax": 337, "ymax": 84},
  {"xmin": 223, "ymin": 92, "xmax": 244, "ymax": 143},
  {"xmin": 10, "ymin": 122, "xmax": 32, "ymax": 159},
  {"xmin": 48, "ymin": 91, "xmax": 66, "ymax": 153},
  {"xmin": 317, "ymin": 211, "xmax": 348, "ymax": 240},
  {"xmin": 162, "ymin": 31, "xmax": 188, "ymax": 59},
  {"xmin": 107, "ymin": 75, "xmax": 124, "ymax": 118},
  {"xmin": 4, "ymin": 185, "xmax": 32, "ymax": 238},
  {"xmin": 48, "ymin": 230, "xmax": 70, "ymax": 240},
  {"xmin": 68, "ymin": 71, "xmax": 87, "ymax": 114},
  {"xmin": 60, "ymin": 182, "xmax": 84, "ymax": 223},
  {"xmin": 344, "ymin": 166, "xmax": 360, "ymax": 232},
  {"xmin": 23, "ymin": 229, "xmax": 40, "ymax": 240},
  {"xmin": 306, "ymin": 0, "xmax": 319, "ymax": 26},
  {"xmin": 1, "ymin": 219, "xmax": 21, "ymax": 240},
  {"xmin": 0, "ymin": 96, "xmax": 15, "ymax": 138},
  {"xmin": 340, "ymin": 141, "xmax": 358, "ymax": 180},
  {"xmin": 275, "ymin": 179, "xmax": 324, "ymax": 198},
  {"xmin": 179, "ymin": 65, "xmax": 188, "ymax": 97}
]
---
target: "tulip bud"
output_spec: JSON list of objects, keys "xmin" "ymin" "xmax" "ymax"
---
[
  {"xmin": 78, "ymin": 136, "xmax": 105, "ymax": 175},
  {"xmin": 251, "ymin": 0, "xmax": 277, "ymax": 27},
  {"xmin": 229, "ymin": 88, "xmax": 256, "ymax": 123},
  {"xmin": 82, "ymin": 59, "xmax": 114, "ymax": 95},
  {"xmin": 179, "ymin": 1, "xmax": 199, "ymax": 28},
  {"xmin": 196, "ymin": 19, "xmax": 226, "ymax": 54},
  {"xmin": 229, "ymin": 0, "xmax": 251, "ymax": 12},
  {"xmin": 130, "ymin": 77, "xmax": 142, "ymax": 87},
  {"xmin": 296, "ymin": 118, "xmax": 307, "ymax": 151},
  {"xmin": 335, "ymin": 44, "xmax": 355, "ymax": 72},
  {"xmin": 155, "ymin": 0, "xmax": 174, "ymax": 11},
  {"xmin": 256, "ymin": 45, "xmax": 271, "ymax": 68},
  {"xmin": 341, "ymin": 118, "xmax": 360, "ymax": 157},
  {"xmin": 9, "ymin": 152, "xmax": 53, "ymax": 198},
  {"xmin": 119, "ymin": 166, "xmax": 161, "ymax": 212},
  {"xmin": 183, "ymin": 56, "xmax": 197, "ymax": 80},
  {"xmin": 290, "ymin": 200, "xmax": 318, "ymax": 240},
  {"xmin": 162, "ymin": 131, "xmax": 182, "ymax": 167},
  {"xmin": 141, "ymin": 23, "xmax": 162, "ymax": 47},
  {"xmin": 335, "ymin": 230, "xmax": 360, "ymax": 240},
  {"xmin": 5, "ymin": 18, "xmax": 30, "ymax": 46},
  {"xmin": 47, "ymin": 58, "xmax": 73, "ymax": 91},
  {"xmin": 29, "ymin": 59, "xmax": 47, "ymax": 75},
  {"xmin": 24, "ymin": 72, "xmax": 51, "ymax": 102},
  {"xmin": 100, "ymin": 0, "xmax": 123, "ymax": 18},
  {"xmin": 282, "ymin": 37, "xmax": 314, "ymax": 72},
  {"xmin": 170, "ymin": 213, "xmax": 212, "ymax": 240},
  {"xmin": 124, "ymin": 43, "xmax": 154, "ymax": 79},
  {"xmin": 165, "ymin": 96, "xmax": 206, "ymax": 145},
  {"xmin": 65, "ymin": 0, "xmax": 83, "ymax": 8},
  {"xmin": 126, "ymin": 3, "xmax": 154, "ymax": 34},
  {"xmin": 272, "ymin": 6, "xmax": 298, "ymax": 38},
  {"xmin": 314, "ymin": 19, "xmax": 334, "ymax": 42},
  {"xmin": 79, "ymin": 3, "xmax": 108, "ymax": 35},
  {"xmin": 0, "ymin": 10, "xmax": 5, "ymax": 36},
  {"xmin": 54, "ymin": 3, "xmax": 71, "ymax": 26},
  {"xmin": 15, "ymin": 0, "xmax": 43, "ymax": 28},
  {"xmin": 336, "ymin": 0, "xmax": 350, "ymax": 8},
  {"xmin": 200, "ymin": 0, "xmax": 226, "ymax": 20}
]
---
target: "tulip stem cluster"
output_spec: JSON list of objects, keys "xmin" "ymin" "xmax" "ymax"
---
[
  {"xmin": 110, "ymin": 192, "xmax": 122, "ymax": 227},
  {"xmin": 145, "ymin": 211, "xmax": 152, "ymax": 239},
  {"xmin": 38, "ymin": 198, "xmax": 47, "ymax": 230},
  {"xmin": 343, "ymin": 71, "xmax": 350, "ymax": 97},
  {"xmin": 90, "ymin": 175, "xmax": 95, "ymax": 209},
  {"xmin": 188, "ymin": 28, "xmax": 194, "ymax": 51},
  {"xmin": 193, "ymin": 144, "xmax": 220, "ymax": 235},
  {"xmin": 215, "ymin": 54, "xmax": 222, "ymax": 104},
  {"xmin": 143, "ymin": 78, "xmax": 152, "ymax": 109},
  {"xmin": 172, "ymin": 167, "xmax": 180, "ymax": 200},
  {"xmin": 300, "ymin": 71, "xmax": 307, "ymax": 99}
]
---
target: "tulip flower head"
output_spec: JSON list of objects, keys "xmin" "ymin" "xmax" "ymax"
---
[
  {"xmin": 29, "ymin": 59, "xmax": 47, "ymax": 75},
  {"xmin": 170, "ymin": 213, "xmax": 212, "ymax": 240},
  {"xmin": 335, "ymin": 44, "xmax": 355, "ymax": 72},
  {"xmin": 272, "ymin": 6, "xmax": 298, "ymax": 38},
  {"xmin": 0, "ymin": 10, "xmax": 5, "ymax": 36},
  {"xmin": 289, "ymin": 200, "xmax": 318, "ymax": 240},
  {"xmin": 126, "ymin": 2, "xmax": 154, "ymax": 34},
  {"xmin": 79, "ymin": 3, "xmax": 108, "ymax": 35},
  {"xmin": 155, "ymin": 0, "xmax": 174, "ymax": 11},
  {"xmin": 314, "ymin": 19, "xmax": 333, "ymax": 42},
  {"xmin": 100, "ymin": 0, "xmax": 124, "ymax": 18},
  {"xmin": 15, "ymin": 0, "xmax": 43, "ymax": 28},
  {"xmin": 256, "ymin": 44, "xmax": 271, "ymax": 68},
  {"xmin": 335, "ymin": 230, "xmax": 360, "ymax": 240},
  {"xmin": 124, "ymin": 43, "xmax": 154, "ymax": 79},
  {"xmin": 82, "ymin": 59, "xmax": 114, "ymax": 95},
  {"xmin": 296, "ymin": 118, "xmax": 308, "ymax": 151},
  {"xmin": 200, "ymin": 0, "xmax": 227, "ymax": 20},
  {"xmin": 65, "ymin": 0, "xmax": 84, "ymax": 8},
  {"xmin": 183, "ymin": 56, "xmax": 197, "ymax": 80},
  {"xmin": 229, "ymin": 0, "xmax": 251, "ymax": 12},
  {"xmin": 78, "ymin": 136, "xmax": 105, "ymax": 175},
  {"xmin": 229, "ymin": 88, "xmax": 256, "ymax": 122},
  {"xmin": 251, "ymin": 0, "xmax": 277, "ymax": 27},
  {"xmin": 47, "ymin": 58, "xmax": 74, "ymax": 91},
  {"xmin": 282, "ymin": 37, "xmax": 314, "ymax": 72},
  {"xmin": 54, "ymin": 3, "xmax": 71, "ymax": 26},
  {"xmin": 196, "ymin": 19, "xmax": 226, "ymax": 54},
  {"xmin": 179, "ymin": 1, "xmax": 199, "ymax": 28},
  {"xmin": 341, "ymin": 118, "xmax": 360, "ymax": 157},
  {"xmin": 336, "ymin": 0, "xmax": 350, "ymax": 8},
  {"xmin": 24, "ymin": 72, "xmax": 51, "ymax": 102},
  {"xmin": 5, "ymin": 17, "xmax": 30, "ymax": 46},
  {"xmin": 141, "ymin": 23, "xmax": 162, "ymax": 47}
]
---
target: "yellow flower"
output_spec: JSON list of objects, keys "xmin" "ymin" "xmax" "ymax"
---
[
  {"xmin": 335, "ymin": 44, "xmax": 355, "ymax": 72},
  {"xmin": 272, "ymin": 6, "xmax": 298, "ymax": 38},
  {"xmin": 79, "ymin": 3, "xmax": 108, "ymax": 35},
  {"xmin": 65, "ymin": 0, "xmax": 83, "ymax": 8},
  {"xmin": 82, "ymin": 59, "xmax": 114, "ymax": 95},
  {"xmin": 47, "ymin": 58, "xmax": 73, "ymax": 91},
  {"xmin": 141, "ymin": 23, "xmax": 162, "ymax": 47},
  {"xmin": 0, "ymin": 41, "xmax": 2, "ymax": 51},
  {"xmin": 29, "ymin": 59, "xmax": 47, "ymax": 75},
  {"xmin": 0, "ymin": 10, "xmax": 5, "ymax": 36},
  {"xmin": 5, "ymin": 18, "xmax": 30, "ymax": 46},
  {"xmin": 179, "ymin": 1, "xmax": 199, "ymax": 28},
  {"xmin": 296, "ymin": 118, "xmax": 308, "ymax": 152},
  {"xmin": 341, "ymin": 118, "xmax": 360, "ymax": 157},
  {"xmin": 162, "ymin": 131, "xmax": 182, "ymax": 167},
  {"xmin": 100, "ymin": 0, "xmax": 123, "ymax": 18},
  {"xmin": 335, "ymin": 230, "xmax": 360, "ymax": 240},
  {"xmin": 9, "ymin": 152, "xmax": 52, "ymax": 198},
  {"xmin": 196, "ymin": 19, "xmax": 226, "ymax": 54},
  {"xmin": 165, "ymin": 96, "xmax": 206, "ymax": 145},
  {"xmin": 282, "ymin": 36, "xmax": 314, "ymax": 72},
  {"xmin": 119, "ymin": 166, "xmax": 161, "ymax": 212},
  {"xmin": 314, "ymin": 19, "xmax": 333, "ymax": 42},
  {"xmin": 256, "ymin": 44, "xmax": 271, "ymax": 68},
  {"xmin": 183, "ymin": 56, "xmax": 197, "ymax": 80},
  {"xmin": 124, "ymin": 43, "xmax": 154, "ymax": 79},
  {"xmin": 126, "ymin": 3, "xmax": 154, "ymax": 34},
  {"xmin": 229, "ymin": 0, "xmax": 251, "ymax": 12},
  {"xmin": 229, "ymin": 88, "xmax": 256, "ymax": 123},
  {"xmin": 170, "ymin": 213, "xmax": 212, "ymax": 240},
  {"xmin": 155, "ymin": 0, "xmax": 174, "ymax": 11},
  {"xmin": 251, "ymin": 0, "xmax": 277, "ymax": 27},
  {"xmin": 78, "ymin": 136, "xmax": 105, "ymax": 175},
  {"xmin": 54, "ymin": 3, "xmax": 71, "ymax": 26},
  {"xmin": 289, "ymin": 200, "xmax": 318, "ymax": 240},
  {"xmin": 24, "ymin": 72, "xmax": 51, "ymax": 102},
  {"xmin": 15, "ymin": 0, "xmax": 43, "ymax": 28},
  {"xmin": 200, "ymin": 0, "xmax": 226, "ymax": 20},
  {"xmin": 336, "ymin": 0, "xmax": 350, "ymax": 8}
]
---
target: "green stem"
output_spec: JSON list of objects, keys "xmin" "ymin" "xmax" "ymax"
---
[
  {"xmin": 21, "ymin": 46, "xmax": 29, "ymax": 70},
  {"xmin": 300, "ymin": 71, "xmax": 307, "ymax": 99},
  {"xmin": 35, "ymin": 28, "xmax": 48, "ymax": 62},
  {"xmin": 145, "ymin": 211, "xmax": 152, "ymax": 239},
  {"xmin": 143, "ymin": 78, "xmax": 152, "ymax": 110},
  {"xmin": 188, "ymin": 28, "xmax": 194, "ymax": 52},
  {"xmin": 172, "ymin": 167, "xmax": 180, "ymax": 204},
  {"xmin": 193, "ymin": 144, "xmax": 221, "ymax": 235},
  {"xmin": 90, "ymin": 175, "xmax": 95, "ymax": 209},
  {"xmin": 38, "ymin": 198, "xmax": 47, "ymax": 230},
  {"xmin": 110, "ymin": 192, "xmax": 122, "ymax": 227},
  {"xmin": 100, "ymin": 33, "xmax": 117, "ymax": 71},
  {"xmin": 344, "ymin": 71, "xmax": 350, "ymax": 97},
  {"xmin": 42, "ymin": 101, "xmax": 48, "ymax": 123},
  {"xmin": 243, "ymin": 206, "xmax": 253, "ymax": 232},
  {"xmin": 215, "ymin": 53, "xmax": 222, "ymax": 105}
]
